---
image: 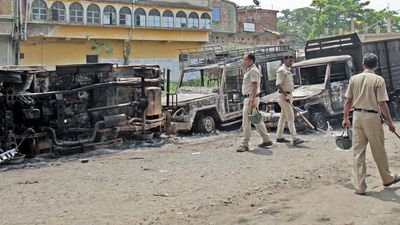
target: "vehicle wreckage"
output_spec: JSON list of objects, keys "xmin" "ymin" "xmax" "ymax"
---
[
  {"xmin": 261, "ymin": 33, "xmax": 400, "ymax": 130},
  {"xmin": 163, "ymin": 45, "xmax": 295, "ymax": 134},
  {"xmin": 0, "ymin": 64, "xmax": 163, "ymax": 164}
]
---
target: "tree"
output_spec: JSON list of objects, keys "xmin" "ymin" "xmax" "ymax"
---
[
  {"xmin": 278, "ymin": 0, "xmax": 400, "ymax": 46},
  {"xmin": 277, "ymin": 7, "xmax": 317, "ymax": 46},
  {"xmin": 309, "ymin": 0, "xmax": 370, "ymax": 39},
  {"xmin": 359, "ymin": 8, "xmax": 400, "ymax": 33}
]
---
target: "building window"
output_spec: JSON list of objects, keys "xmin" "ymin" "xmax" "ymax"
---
[
  {"xmin": 87, "ymin": 4, "xmax": 100, "ymax": 24},
  {"xmin": 175, "ymin": 11, "xmax": 186, "ymax": 28},
  {"xmin": 188, "ymin": 12, "xmax": 199, "ymax": 29},
  {"xmin": 32, "ymin": 0, "xmax": 48, "ymax": 21},
  {"xmin": 86, "ymin": 55, "xmax": 98, "ymax": 63},
  {"xmin": 50, "ymin": 1, "xmax": 65, "ymax": 22},
  {"xmin": 134, "ymin": 8, "xmax": 146, "ymax": 27},
  {"xmin": 103, "ymin": 5, "xmax": 117, "ymax": 25},
  {"xmin": 162, "ymin": 10, "xmax": 174, "ymax": 28},
  {"xmin": 148, "ymin": 9, "xmax": 161, "ymax": 27},
  {"xmin": 200, "ymin": 13, "xmax": 211, "ymax": 29},
  {"xmin": 120, "ymin": 7, "xmax": 132, "ymax": 26},
  {"xmin": 69, "ymin": 3, "xmax": 83, "ymax": 23},
  {"xmin": 212, "ymin": 8, "xmax": 221, "ymax": 21}
]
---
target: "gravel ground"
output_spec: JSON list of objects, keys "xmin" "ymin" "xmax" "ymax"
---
[{"xmin": 0, "ymin": 123, "xmax": 399, "ymax": 225}]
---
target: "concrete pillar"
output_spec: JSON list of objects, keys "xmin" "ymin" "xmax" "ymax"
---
[
  {"xmin": 375, "ymin": 25, "xmax": 380, "ymax": 34},
  {"xmin": 324, "ymin": 27, "xmax": 329, "ymax": 36},
  {"xmin": 387, "ymin": 17, "xmax": 392, "ymax": 33},
  {"xmin": 363, "ymin": 24, "xmax": 368, "ymax": 34},
  {"xmin": 351, "ymin": 19, "xmax": 355, "ymax": 32}
]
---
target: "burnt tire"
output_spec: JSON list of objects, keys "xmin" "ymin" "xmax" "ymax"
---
[
  {"xmin": 310, "ymin": 112, "xmax": 328, "ymax": 131},
  {"xmin": 197, "ymin": 116, "xmax": 215, "ymax": 134}
]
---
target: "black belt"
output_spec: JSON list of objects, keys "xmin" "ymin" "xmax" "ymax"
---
[
  {"xmin": 354, "ymin": 108, "xmax": 378, "ymax": 114},
  {"xmin": 243, "ymin": 94, "xmax": 261, "ymax": 98},
  {"xmin": 278, "ymin": 91, "xmax": 291, "ymax": 94}
]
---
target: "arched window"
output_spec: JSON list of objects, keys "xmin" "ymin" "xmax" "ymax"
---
[
  {"xmin": 188, "ymin": 12, "xmax": 199, "ymax": 29},
  {"xmin": 148, "ymin": 9, "xmax": 160, "ymax": 27},
  {"xmin": 134, "ymin": 8, "xmax": 146, "ymax": 27},
  {"xmin": 175, "ymin": 11, "xmax": 186, "ymax": 29},
  {"xmin": 103, "ymin": 5, "xmax": 116, "ymax": 25},
  {"xmin": 162, "ymin": 10, "xmax": 173, "ymax": 28},
  {"xmin": 120, "ymin": 7, "xmax": 132, "ymax": 26},
  {"xmin": 69, "ymin": 3, "xmax": 83, "ymax": 23},
  {"xmin": 32, "ymin": 0, "xmax": 48, "ymax": 20},
  {"xmin": 200, "ymin": 13, "xmax": 211, "ymax": 29},
  {"xmin": 87, "ymin": 4, "xmax": 100, "ymax": 24},
  {"xmin": 50, "ymin": 1, "xmax": 65, "ymax": 21}
]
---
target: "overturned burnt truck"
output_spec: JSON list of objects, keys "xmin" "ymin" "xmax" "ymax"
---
[
  {"xmin": 0, "ymin": 64, "xmax": 163, "ymax": 163},
  {"xmin": 164, "ymin": 45, "xmax": 294, "ymax": 134},
  {"xmin": 261, "ymin": 33, "xmax": 400, "ymax": 130}
]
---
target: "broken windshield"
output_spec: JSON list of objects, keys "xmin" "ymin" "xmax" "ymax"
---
[
  {"xmin": 178, "ymin": 69, "xmax": 221, "ymax": 94},
  {"xmin": 297, "ymin": 61, "xmax": 347, "ymax": 85}
]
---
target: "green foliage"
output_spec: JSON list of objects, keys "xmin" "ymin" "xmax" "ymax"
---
[
  {"xmin": 278, "ymin": 0, "xmax": 400, "ymax": 44},
  {"xmin": 181, "ymin": 77, "xmax": 219, "ymax": 88},
  {"xmin": 164, "ymin": 81, "xmax": 178, "ymax": 93},
  {"xmin": 225, "ymin": 43, "xmax": 240, "ymax": 51},
  {"xmin": 309, "ymin": 0, "xmax": 370, "ymax": 39},
  {"xmin": 277, "ymin": 7, "xmax": 317, "ymax": 46},
  {"xmin": 92, "ymin": 41, "xmax": 113, "ymax": 56},
  {"xmin": 123, "ymin": 41, "xmax": 131, "ymax": 65}
]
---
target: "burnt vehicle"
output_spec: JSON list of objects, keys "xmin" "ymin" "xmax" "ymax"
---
[
  {"xmin": 261, "ymin": 33, "xmax": 400, "ymax": 130},
  {"xmin": 0, "ymin": 64, "xmax": 163, "ymax": 163},
  {"xmin": 163, "ymin": 45, "xmax": 294, "ymax": 134},
  {"xmin": 261, "ymin": 55, "xmax": 353, "ymax": 130}
]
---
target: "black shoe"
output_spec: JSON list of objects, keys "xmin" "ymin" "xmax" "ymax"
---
[
  {"xmin": 237, "ymin": 146, "xmax": 249, "ymax": 152},
  {"xmin": 355, "ymin": 191, "xmax": 366, "ymax": 195},
  {"xmin": 258, "ymin": 141, "xmax": 273, "ymax": 148},
  {"xmin": 383, "ymin": 175, "xmax": 400, "ymax": 187},
  {"xmin": 293, "ymin": 138, "xmax": 305, "ymax": 145},
  {"xmin": 276, "ymin": 138, "xmax": 290, "ymax": 143}
]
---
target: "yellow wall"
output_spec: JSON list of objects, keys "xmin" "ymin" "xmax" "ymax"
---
[
  {"xmin": 53, "ymin": 25, "xmax": 209, "ymax": 42},
  {"xmin": 20, "ymin": 38, "xmax": 201, "ymax": 67}
]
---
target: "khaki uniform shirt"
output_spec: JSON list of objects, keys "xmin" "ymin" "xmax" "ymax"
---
[
  {"xmin": 276, "ymin": 64, "xmax": 294, "ymax": 92},
  {"xmin": 242, "ymin": 64, "xmax": 261, "ymax": 95},
  {"xmin": 345, "ymin": 70, "xmax": 389, "ymax": 112}
]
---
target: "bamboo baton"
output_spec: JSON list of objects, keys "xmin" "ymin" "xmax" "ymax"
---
[
  {"xmin": 290, "ymin": 103, "xmax": 315, "ymax": 130},
  {"xmin": 382, "ymin": 119, "xmax": 400, "ymax": 139}
]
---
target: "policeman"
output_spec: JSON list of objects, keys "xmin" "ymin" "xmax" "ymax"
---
[
  {"xmin": 343, "ymin": 53, "xmax": 399, "ymax": 195},
  {"xmin": 275, "ymin": 55, "xmax": 304, "ymax": 145},
  {"xmin": 237, "ymin": 53, "xmax": 273, "ymax": 152}
]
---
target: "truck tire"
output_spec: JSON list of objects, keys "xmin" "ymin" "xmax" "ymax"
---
[
  {"xmin": 197, "ymin": 116, "xmax": 215, "ymax": 134},
  {"xmin": 310, "ymin": 112, "xmax": 328, "ymax": 131}
]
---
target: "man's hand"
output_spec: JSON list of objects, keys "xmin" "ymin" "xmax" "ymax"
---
[
  {"xmin": 285, "ymin": 95, "xmax": 290, "ymax": 103},
  {"xmin": 388, "ymin": 122, "xmax": 396, "ymax": 133},
  {"xmin": 249, "ymin": 99, "xmax": 257, "ymax": 109},
  {"xmin": 342, "ymin": 118, "xmax": 351, "ymax": 128}
]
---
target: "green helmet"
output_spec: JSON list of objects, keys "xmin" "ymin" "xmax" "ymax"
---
[
  {"xmin": 249, "ymin": 110, "xmax": 262, "ymax": 124},
  {"xmin": 336, "ymin": 128, "xmax": 352, "ymax": 150}
]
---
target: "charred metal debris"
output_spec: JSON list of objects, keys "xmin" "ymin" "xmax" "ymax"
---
[{"xmin": 0, "ymin": 64, "xmax": 163, "ymax": 163}]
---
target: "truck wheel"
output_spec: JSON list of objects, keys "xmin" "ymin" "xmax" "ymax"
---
[
  {"xmin": 311, "ymin": 113, "xmax": 328, "ymax": 131},
  {"xmin": 197, "ymin": 116, "xmax": 215, "ymax": 134}
]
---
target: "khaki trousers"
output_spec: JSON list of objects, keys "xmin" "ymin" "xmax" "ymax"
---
[
  {"xmin": 242, "ymin": 97, "xmax": 271, "ymax": 147},
  {"xmin": 276, "ymin": 94, "xmax": 297, "ymax": 140},
  {"xmin": 352, "ymin": 111, "xmax": 395, "ymax": 193}
]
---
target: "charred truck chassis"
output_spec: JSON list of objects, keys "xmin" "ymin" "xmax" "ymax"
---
[
  {"xmin": 164, "ymin": 45, "xmax": 294, "ymax": 134},
  {"xmin": 0, "ymin": 64, "xmax": 163, "ymax": 163}
]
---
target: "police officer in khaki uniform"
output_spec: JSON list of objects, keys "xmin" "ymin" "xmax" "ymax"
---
[
  {"xmin": 237, "ymin": 53, "xmax": 273, "ymax": 152},
  {"xmin": 343, "ymin": 53, "xmax": 399, "ymax": 195},
  {"xmin": 275, "ymin": 55, "xmax": 304, "ymax": 145}
]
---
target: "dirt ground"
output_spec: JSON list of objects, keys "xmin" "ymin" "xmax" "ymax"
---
[{"xmin": 1, "ymin": 123, "xmax": 400, "ymax": 225}]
